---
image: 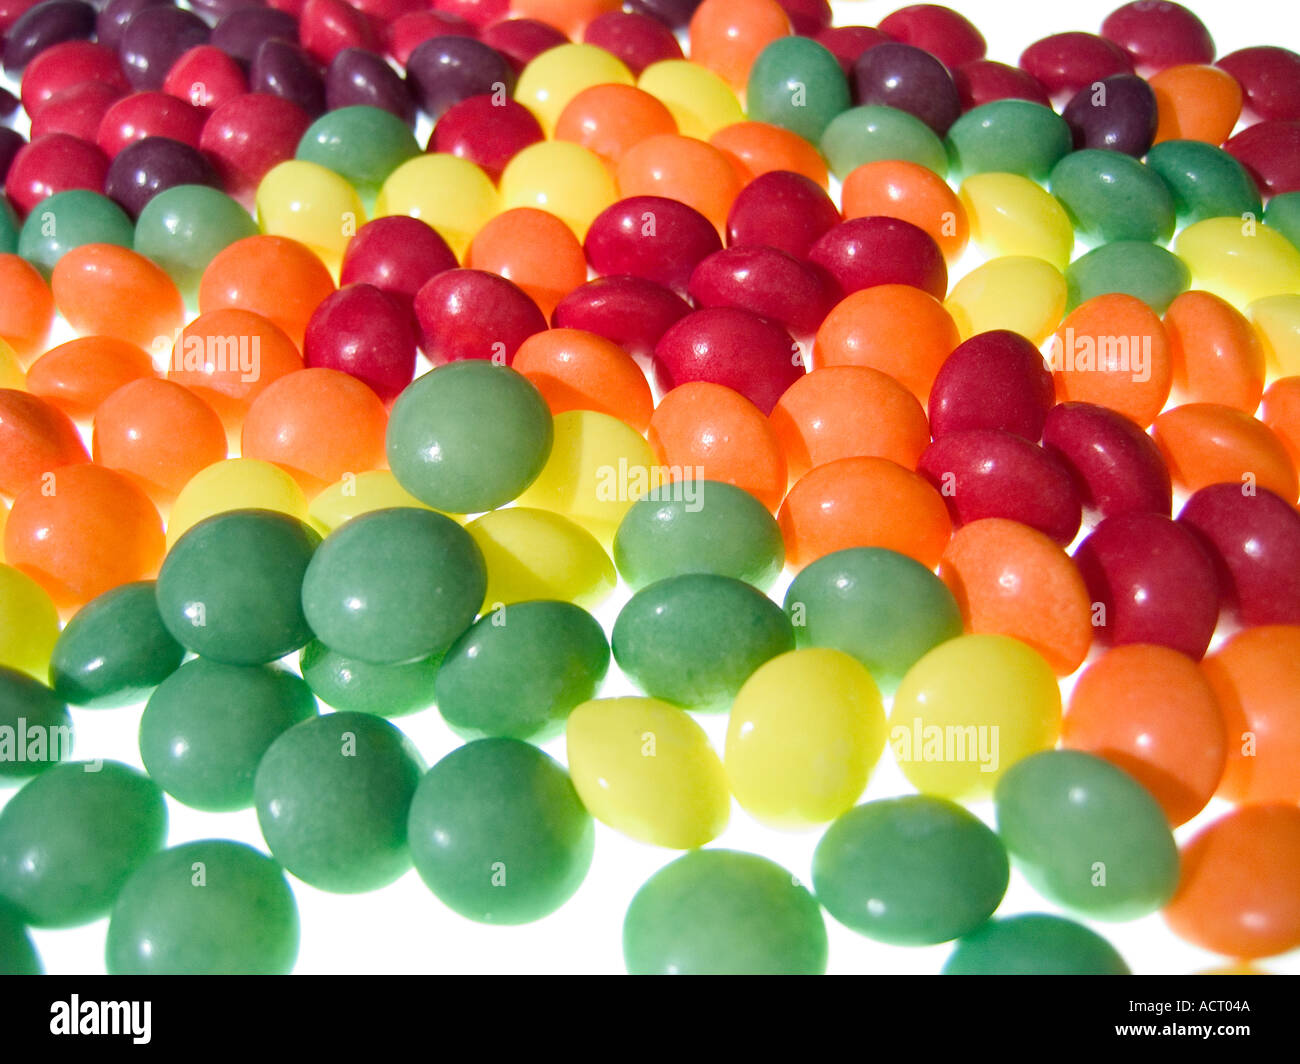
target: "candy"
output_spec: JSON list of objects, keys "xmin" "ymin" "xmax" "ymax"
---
[
  {"xmin": 810, "ymin": 215, "xmax": 947, "ymax": 300},
  {"xmin": 0, "ymin": 666, "xmax": 70, "ymax": 779},
  {"xmin": 690, "ymin": 244, "xmax": 834, "ymax": 340},
  {"xmin": 1101, "ymin": 2, "xmax": 1215, "ymax": 72},
  {"xmin": 952, "ymin": 59, "xmax": 1051, "ymax": 109},
  {"xmin": 0, "ymin": 254, "xmax": 54, "ymax": 362},
  {"xmin": 928, "ymin": 330, "xmax": 1054, "ymax": 441},
  {"xmin": 585, "ymin": 194, "xmax": 721, "ymax": 299},
  {"xmin": 1149, "ymin": 62, "xmax": 1242, "ymax": 144},
  {"xmin": 4, "ymin": 1, "xmax": 96, "ymax": 75},
  {"xmin": 5, "ymin": 133, "xmax": 109, "ymax": 218},
  {"xmin": 1175, "ymin": 216, "xmax": 1300, "ymax": 309},
  {"xmin": 554, "ymin": 84, "xmax": 678, "ymax": 167},
  {"xmin": 1019, "ymin": 31, "xmax": 1134, "ymax": 98},
  {"xmin": 1251, "ymin": 293, "xmax": 1300, "ymax": 376},
  {"xmin": 725, "ymin": 169, "xmax": 839, "ymax": 258},
  {"xmin": 515, "ymin": 42, "xmax": 634, "ymax": 135},
  {"xmin": 943, "ymin": 913, "xmax": 1129, "ymax": 975},
  {"xmin": 688, "ymin": 0, "xmax": 790, "ymax": 90},
  {"xmin": 840, "ymin": 158, "xmax": 968, "ymax": 262},
  {"xmin": 511, "ymin": 327, "xmax": 654, "ymax": 432},
  {"xmin": 467, "ymin": 208, "xmax": 588, "ymax": 319},
  {"xmin": 17, "ymin": 189, "xmax": 133, "ymax": 276},
  {"xmin": 746, "ymin": 35, "xmax": 849, "ymax": 145},
  {"xmin": 303, "ymin": 284, "xmax": 417, "ymax": 402},
  {"xmin": 1164, "ymin": 289, "xmax": 1266, "ymax": 411},
  {"xmin": 820, "ymin": 105, "xmax": 948, "ymax": 182},
  {"xmin": 133, "ymin": 184, "xmax": 260, "ymax": 302},
  {"xmin": 958, "ymin": 171, "xmax": 1074, "ymax": 270},
  {"xmin": 405, "ymin": 35, "xmax": 513, "ymax": 121},
  {"xmin": 616, "ymin": 133, "xmax": 742, "ymax": 234},
  {"xmin": 583, "ymin": 11, "xmax": 684, "ymax": 74},
  {"xmin": 255, "ymin": 159, "xmax": 366, "ymax": 270},
  {"xmin": 413, "ymin": 268, "xmax": 547, "ymax": 368},
  {"xmin": 0, "ymin": 388, "xmax": 89, "ymax": 497},
  {"xmin": 944, "ymin": 100, "xmax": 1073, "ymax": 182},
  {"xmin": 1145, "ymin": 140, "xmax": 1262, "ymax": 226},
  {"xmin": 250, "ymin": 42, "xmax": 326, "ymax": 120},
  {"xmin": 373, "ymin": 153, "xmax": 498, "ymax": 260},
  {"xmin": 1215, "ymin": 45, "xmax": 1300, "ymax": 122},
  {"xmin": 551, "ymin": 276, "xmax": 691, "ymax": 363},
  {"xmin": 1042, "ymin": 401, "xmax": 1172, "ymax": 518},
  {"xmin": 1062, "ymin": 74, "xmax": 1157, "ymax": 156},
  {"xmin": 637, "ymin": 58, "xmax": 744, "ymax": 139},
  {"xmin": 338, "ymin": 215, "xmax": 457, "ymax": 313},
  {"xmin": 853, "ymin": 42, "xmax": 962, "ymax": 138},
  {"xmin": 1154, "ymin": 402, "xmax": 1298, "ymax": 501},
  {"xmin": 325, "ymin": 48, "xmax": 417, "ymax": 124},
  {"xmin": 708, "ymin": 119, "xmax": 829, "ymax": 185},
  {"xmin": 465, "ymin": 507, "xmax": 617, "ymax": 609},
  {"xmin": 295, "ymin": 106, "xmax": 421, "ymax": 202},
  {"xmin": 0, "ymin": 564, "xmax": 60, "ymax": 681},
  {"xmin": 163, "ymin": 44, "xmax": 248, "ymax": 112},
  {"xmin": 879, "ymin": 4, "xmax": 985, "ymax": 68}
]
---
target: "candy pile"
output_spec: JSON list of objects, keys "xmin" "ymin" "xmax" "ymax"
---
[{"xmin": 0, "ymin": 0, "xmax": 1298, "ymax": 976}]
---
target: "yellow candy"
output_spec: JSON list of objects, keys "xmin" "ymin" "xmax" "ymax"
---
[
  {"xmin": 167, "ymin": 458, "xmax": 310, "ymax": 548},
  {"xmin": 0, "ymin": 338, "xmax": 24, "ymax": 389},
  {"xmin": 255, "ymin": 160, "xmax": 367, "ymax": 276},
  {"xmin": 566, "ymin": 695, "xmax": 730, "ymax": 849},
  {"xmin": 1174, "ymin": 218, "xmax": 1300, "ymax": 309},
  {"xmin": 514, "ymin": 410, "xmax": 655, "ymax": 548},
  {"xmin": 890, "ymin": 633, "xmax": 1061, "ymax": 801},
  {"xmin": 0, "ymin": 563, "xmax": 60, "ymax": 680},
  {"xmin": 498, "ymin": 141, "xmax": 618, "ymax": 241},
  {"xmin": 464, "ymin": 507, "xmax": 616, "ymax": 611},
  {"xmin": 1248, "ymin": 293, "xmax": 1300, "ymax": 376},
  {"xmin": 638, "ymin": 60, "xmax": 746, "ymax": 139},
  {"xmin": 307, "ymin": 471, "xmax": 447, "ymax": 535},
  {"xmin": 945, "ymin": 255, "xmax": 1068, "ymax": 343},
  {"xmin": 515, "ymin": 44, "xmax": 634, "ymax": 136},
  {"xmin": 725, "ymin": 648, "xmax": 886, "ymax": 829},
  {"xmin": 374, "ymin": 154, "xmax": 499, "ymax": 259},
  {"xmin": 958, "ymin": 173, "xmax": 1075, "ymax": 270}
]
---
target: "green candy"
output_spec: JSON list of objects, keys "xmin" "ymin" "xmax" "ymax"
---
[
  {"xmin": 254, "ymin": 712, "xmax": 425, "ymax": 893},
  {"xmin": 387, "ymin": 362, "xmax": 554, "ymax": 514},
  {"xmin": 945, "ymin": 100, "xmax": 1073, "ymax": 181},
  {"xmin": 0, "ymin": 199, "xmax": 19, "ymax": 255},
  {"xmin": 296, "ymin": 106, "xmax": 421, "ymax": 206},
  {"xmin": 612, "ymin": 479, "xmax": 784, "ymax": 591},
  {"xmin": 301, "ymin": 507, "xmax": 486, "ymax": 665},
  {"xmin": 994, "ymin": 750, "xmax": 1179, "ymax": 921},
  {"xmin": 139, "ymin": 658, "xmax": 319, "ymax": 812},
  {"xmin": 1066, "ymin": 240, "xmax": 1190, "ymax": 312},
  {"xmin": 0, "ymin": 761, "xmax": 167, "ymax": 928},
  {"xmin": 820, "ymin": 105, "xmax": 949, "ymax": 182},
  {"xmin": 1145, "ymin": 140, "xmax": 1263, "ymax": 225},
  {"xmin": 1049, "ymin": 149, "xmax": 1176, "ymax": 244},
  {"xmin": 300, "ymin": 640, "xmax": 441, "ymax": 718},
  {"xmin": 612, "ymin": 574, "xmax": 794, "ymax": 710},
  {"xmin": 784, "ymin": 547, "xmax": 962, "ymax": 693},
  {"xmin": 623, "ymin": 849, "xmax": 827, "ymax": 975},
  {"xmin": 1264, "ymin": 190, "xmax": 1300, "ymax": 250},
  {"xmin": 0, "ymin": 666, "xmax": 72, "ymax": 780},
  {"xmin": 435, "ymin": 600, "xmax": 608, "ymax": 740},
  {"xmin": 812, "ymin": 795, "xmax": 1008, "ymax": 945},
  {"xmin": 943, "ymin": 913, "xmax": 1130, "ymax": 975},
  {"xmin": 407, "ymin": 738, "xmax": 594, "ymax": 925},
  {"xmin": 155, "ymin": 509, "xmax": 320, "ymax": 666},
  {"xmin": 106, "ymin": 840, "xmax": 299, "ymax": 975},
  {"xmin": 17, "ymin": 190, "xmax": 134, "ymax": 277},
  {"xmin": 49, "ymin": 581, "xmax": 185, "ymax": 709},
  {"xmin": 0, "ymin": 897, "xmax": 41, "ymax": 974},
  {"xmin": 134, "ymin": 184, "xmax": 259, "ymax": 303},
  {"xmin": 746, "ymin": 36, "xmax": 851, "ymax": 146}
]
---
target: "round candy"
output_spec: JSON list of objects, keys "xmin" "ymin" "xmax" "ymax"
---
[
  {"xmin": 1174, "ymin": 216, "xmax": 1300, "ymax": 309},
  {"xmin": 1149, "ymin": 62, "xmax": 1242, "ymax": 145},
  {"xmin": 51, "ymin": 242, "xmax": 184, "ymax": 351},
  {"xmin": 133, "ymin": 183, "xmax": 260, "ymax": 301},
  {"xmin": 551, "ymin": 276, "xmax": 691, "ymax": 364},
  {"xmin": 746, "ymin": 35, "xmax": 849, "ymax": 145},
  {"xmin": 585, "ymin": 194, "xmax": 721, "ymax": 299},
  {"xmin": 1101, "ymin": 1, "xmax": 1214, "ymax": 72},
  {"xmin": 953, "ymin": 58, "xmax": 1052, "ymax": 109},
  {"xmin": 688, "ymin": 0, "xmax": 791, "ymax": 90},
  {"xmin": 1165, "ymin": 289, "xmax": 1266, "ymax": 411},
  {"xmin": 165, "ymin": 459, "xmax": 304, "ymax": 550},
  {"xmin": 339, "ymin": 215, "xmax": 457, "ymax": 313},
  {"xmin": 840, "ymin": 158, "xmax": 968, "ymax": 262},
  {"xmin": 199, "ymin": 93, "xmax": 313, "ymax": 207},
  {"xmin": 928, "ymin": 330, "xmax": 1054, "ymax": 441},
  {"xmin": 405, "ymin": 35, "xmax": 513, "ymax": 122},
  {"xmin": 255, "ymin": 159, "xmax": 365, "ymax": 270},
  {"xmin": 301, "ymin": 282, "xmax": 422, "ymax": 403},
  {"xmin": 943, "ymin": 913, "xmax": 1128, "ymax": 975},
  {"xmin": 467, "ymin": 208, "xmax": 588, "ymax": 318},
  {"xmin": 809, "ymin": 215, "xmax": 946, "ymax": 300},
  {"xmin": 1216, "ymin": 46, "xmax": 1300, "ymax": 122},
  {"xmin": 295, "ymin": 106, "xmax": 420, "ymax": 201},
  {"xmin": 1066, "ymin": 240, "xmax": 1190, "ymax": 313},
  {"xmin": 616, "ymin": 133, "xmax": 742, "ymax": 234},
  {"xmin": 853, "ymin": 41, "xmax": 961, "ymax": 137},
  {"xmin": 17, "ymin": 189, "xmax": 133, "ymax": 277},
  {"xmin": 511, "ymin": 328, "xmax": 653, "ymax": 432},
  {"xmin": 466, "ymin": 507, "xmax": 617, "ymax": 610},
  {"xmin": 1042, "ymin": 401, "xmax": 1172, "ymax": 518},
  {"xmin": 0, "ymin": 665, "xmax": 71, "ymax": 780},
  {"xmin": 514, "ymin": 42, "xmax": 634, "ymax": 134},
  {"xmin": 1019, "ymin": 31, "xmax": 1134, "ymax": 98},
  {"xmin": 554, "ymin": 83, "xmax": 678, "ymax": 167},
  {"xmin": 326, "ymin": 48, "xmax": 417, "ymax": 125},
  {"xmin": 0, "ymin": 388, "xmax": 88, "ymax": 496},
  {"xmin": 413, "ymin": 268, "xmax": 547, "ymax": 368},
  {"xmin": 637, "ymin": 57, "xmax": 744, "ymax": 139},
  {"xmin": 1062, "ymin": 73, "xmax": 1157, "ymax": 156},
  {"xmin": 725, "ymin": 169, "xmax": 839, "ymax": 259},
  {"xmin": 299, "ymin": 640, "xmax": 440, "ymax": 719}
]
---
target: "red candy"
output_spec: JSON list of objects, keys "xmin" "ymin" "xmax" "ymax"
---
[
  {"xmin": 1019, "ymin": 31, "xmax": 1134, "ymax": 98},
  {"xmin": 1216, "ymin": 45, "xmax": 1300, "ymax": 122},
  {"xmin": 1042, "ymin": 401, "xmax": 1172, "ymax": 520},
  {"xmin": 413, "ymin": 268, "xmax": 547, "ymax": 366},
  {"xmin": 808, "ymin": 216, "xmax": 947, "ymax": 300},
  {"xmin": 303, "ymin": 284, "xmax": 419, "ymax": 403},
  {"xmin": 431, "ymin": 95, "xmax": 545, "ymax": 181},
  {"xmin": 928, "ymin": 330, "xmax": 1054, "ymax": 442},
  {"xmin": 878, "ymin": 3, "xmax": 987, "ymax": 70},
  {"xmin": 340, "ymin": 216, "xmax": 459, "ymax": 314},
  {"xmin": 20, "ymin": 40, "xmax": 129, "ymax": 116},
  {"xmin": 479, "ymin": 18, "xmax": 569, "ymax": 73},
  {"xmin": 688, "ymin": 246, "xmax": 838, "ymax": 340},
  {"xmin": 299, "ymin": 0, "xmax": 378, "ymax": 66},
  {"xmin": 199, "ymin": 92, "xmax": 313, "ymax": 205},
  {"xmin": 1100, "ymin": 1, "xmax": 1215, "ymax": 72},
  {"xmin": 29, "ymin": 82, "xmax": 122, "ymax": 142},
  {"xmin": 725, "ymin": 169, "xmax": 841, "ymax": 259},
  {"xmin": 1225, "ymin": 120, "xmax": 1300, "ymax": 198},
  {"xmin": 96, "ymin": 91, "xmax": 207, "ymax": 157},
  {"xmin": 585, "ymin": 195, "xmax": 722, "ymax": 298},
  {"xmin": 583, "ymin": 11, "xmax": 682, "ymax": 74},
  {"xmin": 4, "ymin": 132, "xmax": 108, "ymax": 217},
  {"xmin": 436, "ymin": 0, "xmax": 508, "ymax": 28},
  {"xmin": 953, "ymin": 58, "xmax": 1051, "ymax": 109},
  {"xmin": 384, "ymin": 13, "xmax": 479, "ymax": 66},
  {"xmin": 551, "ymin": 275, "xmax": 691, "ymax": 364},
  {"xmin": 814, "ymin": 25, "xmax": 890, "ymax": 74},
  {"xmin": 163, "ymin": 45, "xmax": 249, "ymax": 112},
  {"xmin": 775, "ymin": 0, "xmax": 830, "ymax": 36}
]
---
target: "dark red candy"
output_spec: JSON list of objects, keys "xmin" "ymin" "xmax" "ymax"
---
[
  {"xmin": 813, "ymin": 25, "xmax": 890, "ymax": 74},
  {"xmin": 433, "ymin": 0, "xmax": 507, "ymax": 29},
  {"xmin": 3, "ymin": 0, "xmax": 95, "ymax": 75},
  {"xmin": 725, "ymin": 169, "xmax": 840, "ymax": 259},
  {"xmin": 190, "ymin": 0, "xmax": 262, "ymax": 18},
  {"xmin": 928, "ymin": 330, "xmax": 1055, "ymax": 442},
  {"xmin": 774, "ymin": 0, "xmax": 830, "ymax": 37},
  {"xmin": 96, "ymin": 91, "xmax": 207, "ymax": 157},
  {"xmin": 918, "ymin": 429, "xmax": 1083, "ymax": 545},
  {"xmin": 585, "ymin": 195, "xmax": 721, "ymax": 298},
  {"xmin": 652, "ymin": 307, "xmax": 802, "ymax": 415},
  {"xmin": 688, "ymin": 246, "xmax": 838, "ymax": 340},
  {"xmin": 954, "ymin": 58, "xmax": 1051, "ymax": 109},
  {"xmin": 1042, "ymin": 401, "xmax": 1172, "ymax": 519},
  {"xmin": 163, "ymin": 45, "xmax": 248, "ymax": 113},
  {"xmin": 211, "ymin": 7, "xmax": 300, "ymax": 66},
  {"xmin": 1216, "ymin": 46, "xmax": 1300, "ymax": 122},
  {"xmin": 199, "ymin": 92, "xmax": 313, "ymax": 205},
  {"xmin": 877, "ymin": 4, "xmax": 987, "ymax": 70},
  {"xmin": 582, "ymin": 12, "xmax": 682, "ymax": 75},
  {"xmin": 1225, "ymin": 121, "xmax": 1300, "ymax": 198},
  {"xmin": 431, "ymin": 95, "xmax": 543, "ymax": 182},
  {"xmin": 250, "ymin": 40, "xmax": 327, "ymax": 119},
  {"xmin": 97, "ymin": 0, "xmax": 168, "ymax": 51},
  {"xmin": 105, "ymin": 134, "xmax": 220, "ymax": 217},
  {"xmin": 351, "ymin": 0, "xmax": 425, "ymax": 22},
  {"xmin": 341, "ymin": 216, "xmax": 459, "ymax": 313},
  {"xmin": 1062, "ymin": 73, "xmax": 1158, "ymax": 156},
  {"xmin": 1100, "ymin": 1, "xmax": 1214, "ymax": 72},
  {"xmin": 0, "ymin": 129, "xmax": 25, "ymax": 184},
  {"xmin": 3, "ymin": 132, "xmax": 108, "ymax": 217},
  {"xmin": 1019, "ymin": 31, "xmax": 1134, "ymax": 98},
  {"xmin": 383, "ymin": 12, "xmax": 478, "ymax": 67},
  {"xmin": 0, "ymin": 0, "xmax": 43, "ymax": 34},
  {"xmin": 405, "ymin": 35, "xmax": 513, "ymax": 121},
  {"xmin": 1178, "ymin": 483, "xmax": 1300, "ymax": 626},
  {"xmin": 326, "ymin": 47, "xmax": 416, "ymax": 125},
  {"xmin": 809, "ymin": 216, "xmax": 946, "ymax": 300},
  {"xmin": 478, "ymin": 18, "xmax": 567, "ymax": 74},
  {"xmin": 852, "ymin": 41, "xmax": 962, "ymax": 136},
  {"xmin": 551, "ymin": 275, "xmax": 692, "ymax": 364},
  {"xmin": 20, "ymin": 41, "xmax": 129, "ymax": 117},
  {"xmin": 267, "ymin": 0, "xmax": 306, "ymax": 15},
  {"xmin": 120, "ymin": 5, "xmax": 211, "ymax": 91},
  {"xmin": 1073, "ymin": 511, "xmax": 1220, "ymax": 659},
  {"xmin": 304, "ymin": 284, "xmax": 419, "ymax": 401},
  {"xmin": 29, "ymin": 81, "xmax": 122, "ymax": 142},
  {"xmin": 299, "ymin": 0, "xmax": 377, "ymax": 66},
  {"xmin": 624, "ymin": 0, "xmax": 701, "ymax": 30},
  {"xmin": 413, "ymin": 268, "xmax": 547, "ymax": 366}
]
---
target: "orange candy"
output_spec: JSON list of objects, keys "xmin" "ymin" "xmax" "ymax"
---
[
  {"xmin": 169, "ymin": 308, "xmax": 305, "ymax": 425},
  {"xmin": 1260, "ymin": 376, "xmax": 1300, "ymax": 470},
  {"xmin": 841, "ymin": 159, "xmax": 970, "ymax": 262},
  {"xmin": 778, "ymin": 455, "xmax": 951, "ymax": 571},
  {"xmin": 617, "ymin": 133, "xmax": 745, "ymax": 233},
  {"xmin": 510, "ymin": 0, "xmax": 620, "ymax": 38},
  {"xmin": 1202, "ymin": 625, "xmax": 1300, "ymax": 806},
  {"xmin": 198, "ymin": 235, "xmax": 335, "ymax": 350},
  {"xmin": 813, "ymin": 284, "xmax": 960, "ymax": 406},
  {"xmin": 0, "ymin": 388, "xmax": 90, "ymax": 496},
  {"xmin": 51, "ymin": 244, "xmax": 184, "ymax": 352},
  {"xmin": 1050, "ymin": 293, "xmax": 1173, "ymax": 428},
  {"xmin": 1153, "ymin": 402, "xmax": 1298, "ymax": 502},
  {"xmin": 1164, "ymin": 290, "xmax": 1266, "ymax": 412},
  {"xmin": 241, "ymin": 368, "xmax": 389, "ymax": 494},
  {"xmin": 1063, "ymin": 643, "xmax": 1226, "ymax": 826},
  {"xmin": 512, "ymin": 328, "xmax": 653, "ymax": 433},
  {"xmin": 4, "ymin": 463, "xmax": 165, "ymax": 610},
  {"xmin": 688, "ymin": 0, "xmax": 791, "ymax": 89},
  {"xmin": 709, "ymin": 121, "xmax": 829, "ymax": 187},
  {"xmin": 25, "ymin": 337, "xmax": 158, "ymax": 420},
  {"xmin": 1149, "ymin": 63, "xmax": 1244, "ymax": 146},
  {"xmin": 0, "ymin": 254, "xmax": 55, "ymax": 364},
  {"xmin": 769, "ymin": 365, "xmax": 930, "ymax": 480},
  {"xmin": 93, "ymin": 378, "xmax": 228, "ymax": 503},
  {"xmin": 555, "ymin": 84, "xmax": 678, "ymax": 167},
  {"xmin": 648, "ymin": 381, "xmax": 786, "ymax": 511},
  {"xmin": 467, "ymin": 208, "xmax": 589, "ymax": 319},
  {"xmin": 1164, "ymin": 804, "xmax": 1300, "ymax": 960},
  {"xmin": 938, "ymin": 517, "xmax": 1092, "ymax": 676}
]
